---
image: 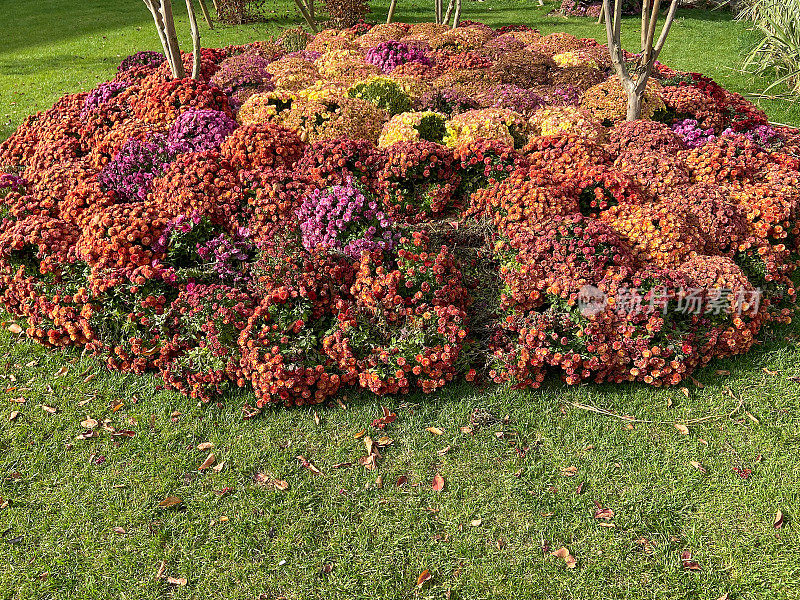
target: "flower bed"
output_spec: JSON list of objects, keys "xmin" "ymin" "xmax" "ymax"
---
[{"xmin": 1, "ymin": 22, "xmax": 798, "ymax": 412}]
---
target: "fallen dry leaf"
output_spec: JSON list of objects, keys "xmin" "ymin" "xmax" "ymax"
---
[
  {"xmin": 272, "ymin": 479, "xmax": 290, "ymax": 492},
  {"xmin": 561, "ymin": 465, "xmax": 578, "ymax": 477},
  {"xmin": 774, "ymin": 510, "xmax": 784, "ymax": 529},
  {"xmin": 763, "ymin": 368, "xmax": 778, "ymax": 376},
  {"xmin": 437, "ymin": 445, "xmax": 452, "ymax": 456},
  {"xmin": 431, "ymin": 473, "xmax": 446, "ymax": 492},
  {"xmin": 158, "ymin": 496, "xmax": 183, "ymax": 509},
  {"xmin": 9, "ymin": 411, "xmax": 19, "ymax": 422},
  {"xmin": 426, "ymin": 426, "xmax": 444, "ymax": 435},
  {"xmin": 689, "ymin": 461, "xmax": 706, "ymax": 473},
  {"xmin": 81, "ymin": 417, "xmax": 98, "ymax": 429},
  {"xmin": 198, "ymin": 453, "xmax": 216, "ymax": 471},
  {"xmin": 297, "ymin": 455, "xmax": 322, "ymax": 475},
  {"xmin": 42, "ymin": 405, "xmax": 57, "ymax": 414},
  {"xmin": 680, "ymin": 550, "xmax": 701, "ymax": 571},
  {"xmin": 331, "ymin": 462, "xmax": 354, "ymax": 469},
  {"xmin": 156, "ymin": 561, "xmax": 167, "ymax": 579},
  {"xmin": 718, "ymin": 594, "xmax": 730, "ymax": 600},
  {"xmin": 7, "ymin": 323, "xmax": 22, "ymax": 334},
  {"xmin": 9, "ymin": 397, "xmax": 25, "ymax": 404},
  {"xmin": 469, "ymin": 518, "xmax": 482, "ymax": 527},
  {"xmin": 112, "ymin": 527, "xmax": 126, "ymax": 535},
  {"xmin": 166, "ymin": 576, "xmax": 187, "ymax": 586},
  {"xmin": 674, "ymin": 423, "xmax": 690, "ymax": 435},
  {"xmin": 416, "ymin": 569, "xmax": 432, "ymax": 587},
  {"xmin": 196, "ymin": 442, "xmax": 214, "ymax": 451},
  {"xmin": 375, "ymin": 476, "xmax": 383, "ymax": 488},
  {"xmin": 313, "ymin": 411, "xmax": 320, "ymax": 426},
  {"xmin": 353, "ymin": 429, "xmax": 366, "ymax": 439},
  {"xmin": 551, "ymin": 547, "xmax": 577, "ymax": 569},
  {"xmin": 715, "ymin": 369, "xmax": 730, "ymax": 376},
  {"xmin": 460, "ymin": 425, "xmax": 473, "ymax": 435},
  {"xmin": 593, "ymin": 501, "xmax": 614, "ymax": 520},
  {"xmin": 212, "ymin": 461, "xmax": 225, "ymax": 473},
  {"xmin": 55, "ymin": 366, "xmax": 68, "ymax": 377},
  {"xmin": 397, "ymin": 475, "xmax": 408, "ymax": 487},
  {"xmin": 680, "ymin": 387, "xmax": 690, "ymax": 398}
]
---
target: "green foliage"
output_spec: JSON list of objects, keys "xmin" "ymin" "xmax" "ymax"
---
[
  {"xmin": 739, "ymin": 0, "xmax": 800, "ymax": 94},
  {"xmin": 348, "ymin": 77, "xmax": 412, "ymax": 116}
]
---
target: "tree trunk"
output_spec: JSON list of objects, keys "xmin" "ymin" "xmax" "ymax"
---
[
  {"xmin": 451, "ymin": 0, "xmax": 461, "ymax": 28},
  {"xmin": 161, "ymin": 0, "xmax": 185, "ymax": 78},
  {"xmin": 293, "ymin": 0, "xmax": 317, "ymax": 32},
  {"xmin": 443, "ymin": 0, "xmax": 454, "ymax": 25},
  {"xmin": 211, "ymin": 0, "xmax": 219, "ymax": 15},
  {"xmin": 386, "ymin": 0, "xmax": 397, "ymax": 23},
  {"xmin": 435, "ymin": 0, "xmax": 442, "ymax": 24},
  {"xmin": 186, "ymin": 0, "xmax": 202, "ymax": 79},
  {"xmin": 197, "ymin": 0, "xmax": 214, "ymax": 29},
  {"xmin": 626, "ymin": 88, "xmax": 644, "ymax": 121}
]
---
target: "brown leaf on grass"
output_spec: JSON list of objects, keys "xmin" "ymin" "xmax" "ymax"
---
[
  {"xmin": 212, "ymin": 461, "xmax": 225, "ymax": 473},
  {"xmin": 774, "ymin": 510, "xmax": 784, "ymax": 529},
  {"xmin": 7, "ymin": 323, "xmax": 22, "ymax": 334},
  {"xmin": 561, "ymin": 466, "xmax": 578, "ymax": 477},
  {"xmin": 42, "ymin": 405, "xmax": 57, "ymax": 414},
  {"xmin": 158, "ymin": 496, "xmax": 183, "ymax": 508},
  {"xmin": 376, "ymin": 436, "xmax": 393, "ymax": 447},
  {"xmin": 272, "ymin": 479, "xmax": 290, "ymax": 492},
  {"xmin": 460, "ymin": 426, "xmax": 473, "ymax": 435},
  {"xmin": 745, "ymin": 411, "xmax": 760, "ymax": 425},
  {"xmin": 167, "ymin": 576, "xmax": 187, "ymax": 586},
  {"xmin": 432, "ymin": 473, "xmax": 446, "ymax": 492},
  {"xmin": 112, "ymin": 527, "xmax": 126, "ymax": 535},
  {"xmin": 469, "ymin": 518, "xmax": 482, "ymax": 527},
  {"xmin": 358, "ymin": 453, "xmax": 378, "ymax": 470},
  {"xmin": 156, "ymin": 561, "xmax": 167, "ymax": 579},
  {"xmin": 689, "ymin": 461, "xmax": 706, "ymax": 473},
  {"xmin": 332, "ymin": 462, "xmax": 354, "ymax": 469},
  {"xmin": 196, "ymin": 442, "xmax": 214, "ymax": 451},
  {"xmin": 353, "ymin": 429, "xmax": 366, "ymax": 439},
  {"xmin": 437, "ymin": 445, "xmax": 452, "ymax": 456},
  {"xmin": 718, "ymin": 594, "xmax": 730, "ymax": 600},
  {"xmin": 296, "ymin": 455, "xmax": 322, "ymax": 475},
  {"xmin": 680, "ymin": 387, "xmax": 690, "ymax": 398},
  {"xmin": 680, "ymin": 550, "xmax": 701, "ymax": 571},
  {"xmin": 416, "ymin": 569, "xmax": 432, "ymax": 587},
  {"xmin": 75, "ymin": 430, "xmax": 99, "ymax": 440},
  {"xmin": 313, "ymin": 411, "xmax": 320, "ymax": 426},
  {"xmin": 198, "ymin": 453, "xmax": 216, "ymax": 471},
  {"xmin": 55, "ymin": 366, "xmax": 68, "ymax": 377},
  {"xmin": 253, "ymin": 473, "xmax": 269, "ymax": 486},
  {"xmin": 674, "ymin": 423, "xmax": 690, "ymax": 435},
  {"xmin": 426, "ymin": 427, "xmax": 444, "ymax": 435},
  {"xmin": 763, "ymin": 368, "xmax": 778, "ymax": 376},
  {"xmin": 689, "ymin": 376, "xmax": 705, "ymax": 389},
  {"xmin": 9, "ymin": 411, "xmax": 19, "ymax": 422},
  {"xmin": 397, "ymin": 475, "xmax": 408, "ymax": 487},
  {"xmin": 575, "ymin": 482, "xmax": 584, "ymax": 495},
  {"xmin": 551, "ymin": 547, "xmax": 577, "ymax": 569},
  {"xmin": 593, "ymin": 500, "xmax": 614, "ymax": 520},
  {"xmin": 9, "ymin": 397, "xmax": 25, "ymax": 404},
  {"xmin": 81, "ymin": 417, "xmax": 98, "ymax": 429},
  {"xmin": 715, "ymin": 370, "xmax": 730, "ymax": 376}
]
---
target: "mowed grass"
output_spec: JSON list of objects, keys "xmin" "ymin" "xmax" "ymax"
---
[{"xmin": 2, "ymin": 1, "xmax": 800, "ymax": 599}]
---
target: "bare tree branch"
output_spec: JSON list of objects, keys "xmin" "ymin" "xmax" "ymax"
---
[
  {"xmin": 387, "ymin": 0, "xmax": 398, "ymax": 23},
  {"xmin": 197, "ymin": 0, "xmax": 214, "ymax": 29},
  {"xmin": 186, "ymin": 0, "xmax": 202, "ymax": 79}
]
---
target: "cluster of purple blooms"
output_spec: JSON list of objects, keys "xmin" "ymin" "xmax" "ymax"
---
[
  {"xmin": 672, "ymin": 118, "xmax": 719, "ymax": 148},
  {"xmin": 365, "ymin": 41, "xmax": 431, "ymax": 74},
  {"xmin": 0, "ymin": 173, "xmax": 25, "ymax": 194},
  {"xmin": 296, "ymin": 181, "xmax": 397, "ymax": 260},
  {"xmin": 285, "ymin": 50, "xmax": 322, "ymax": 61},
  {"xmin": 196, "ymin": 228, "xmax": 254, "ymax": 285},
  {"xmin": 98, "ymin": 135, "xmax": 173, "ymax": 202},
  {"xmin": 81, "ymin": 81, "xmax": 131, "ymax": 117},
  {"xmin": 419, "ymin": 87, "xmax": 479, "ymax": 115},
  {"xmin": 117, "ymin": 50, "xmax": 166, "ymax": 73},
  {"xmin": 100, "ymin": 109, "xmax": 238, "ymax": 201},
  {"xmin": 209, "ymin": 53, "xmax": 275, "ymax": 107},
  {"xmin": 477, "ymin": 85, "xmax": 544, "ymax": 116},
  {"xmin": 166, "ymin": 109, "xmax": 238, "ymax": 154},
  {"xmin": 539, "ymin": 85, "xmax": 582, "ymax": 106}
]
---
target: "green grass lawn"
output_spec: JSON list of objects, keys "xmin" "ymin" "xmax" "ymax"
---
[{"xmin": 2, "ymin": 1, "xmax": 800, "ymax": 599}]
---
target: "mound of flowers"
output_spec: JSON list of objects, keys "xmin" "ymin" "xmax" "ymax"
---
[{"xmin": 1, "ymin": 22, "xmax": 798, "ymax": 413}]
